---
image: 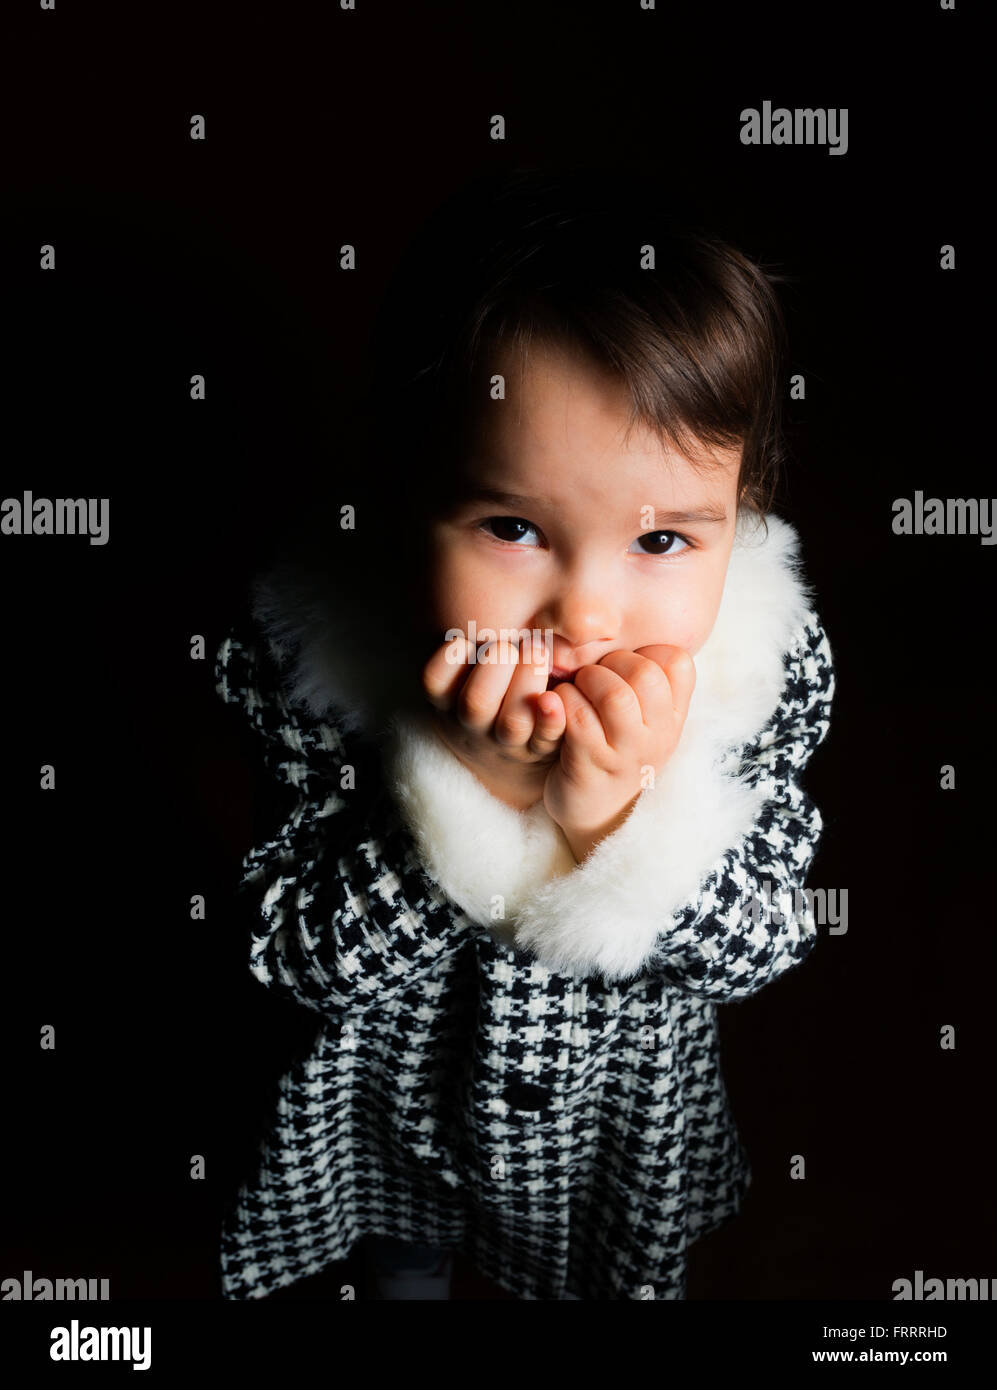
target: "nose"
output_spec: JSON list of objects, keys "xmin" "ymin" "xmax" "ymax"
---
[{"xmin": 537, "ymin": 566, "xmax": 621, "ymax": 653}]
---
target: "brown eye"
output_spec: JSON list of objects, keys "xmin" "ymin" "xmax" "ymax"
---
[
  {"xmin": 483, "ymin": 517, "xmax": 540, "ymax": 546},
  {"xmin": 630, "ymin": 530, "xmax": 689, "ymax": 557}
]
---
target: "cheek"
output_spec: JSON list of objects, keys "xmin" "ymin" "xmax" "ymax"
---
[
  {"xmin": 681, "ymin": 570, "xmax": 729, "ymax": 655},
  {"xmin": 636, "ymin": 572, "xmax": 724, "ymax": 654},
  {"xmin": 427, "ymin": 543, "xmax": 493, "ymax": 630}
]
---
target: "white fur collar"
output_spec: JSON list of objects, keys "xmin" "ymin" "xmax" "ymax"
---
[{"xmin": 251, "ymin": 510, "xmax": 815, "ymax": 981}]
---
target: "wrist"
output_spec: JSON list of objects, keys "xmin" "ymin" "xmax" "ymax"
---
[
  {"xmin": 428, "ymin": 722, "xmax": 549, "ymax": 812},
  {"xmin": 472, "ymin": 761, "xmax": 548, "ymax": 813},
  {"xmin": 560, "ymin": 794, "xmax": 642, "ymax": 865}
]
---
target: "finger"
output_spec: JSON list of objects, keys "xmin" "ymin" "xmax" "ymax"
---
[
  {"xmin": 518, "ymin": 633, "xmax": 568, "ymax": 750},
  {"xmin": 554, "ymin": 676, "xmax": 607, "ymax": 753},
  {"xmin": 633, "ymin": 644, "xmax": 697, "ymax": 720},
  {"xmin": 594, "ymin": 650, "xmax": 675, "ymax": 730},
  {"xmin": 494, "ymin": 635, "xmax": 552, "ymax": 747},
  {"xmin": 528, "ymin": 686, "xmax": 568, "ymax": 755},
  {"xmin": 572, "ymin": 663, "xmax": 643, "ymax": 750},
  {"xmin": 455, "ymin": 638, "xmax": 523, "ymax": 733},
  {"xmin": 422, "ymin": 633, "xmax": 475, "ymax": 709}
]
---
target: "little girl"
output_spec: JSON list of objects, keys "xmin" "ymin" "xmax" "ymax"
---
[{"xmin": 214, "ymin": 167, "xmax": 835, "ymax": 1301}]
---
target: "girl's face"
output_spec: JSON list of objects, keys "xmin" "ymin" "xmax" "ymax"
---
[{"xmin": 423, "ymin": 340, "xmax": 743, "ymax": 682}]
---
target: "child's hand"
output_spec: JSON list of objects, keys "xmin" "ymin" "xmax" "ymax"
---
[
  {"xmin": 542, "ymin": 646, "xmax": 697, "ymax": 860},
  {"xmin": 421, "ymin": 634, "xmax": 568, "ymax": 808}
]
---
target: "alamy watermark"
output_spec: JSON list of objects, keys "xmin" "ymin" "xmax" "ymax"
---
[
  {"xmin": 740, "ymin": 102, "xmax": 848, "ymax": 156},
  {"xmin": 742, "ymin": 880, "xmax": 847, "ymax": 935},
  {"xmin": 893, "ymin": 1270, "xmax": 997, "ymax": 1300},
  {"xmin": 2, "ymin": 1269, "xmax": 110, "ymax": 1299},
  {"xmin": 444, "ymin": 622, "xmax": 554, "ymax": 664},
  {"xmin": 49, "ymin": 1320, "xmax": 151, "ymax": 1370},
  {"xmin": 892, "ymin": 493, "xmax": 997, "ymax": 544},
  {"xmin": 0, "ymin": 493, "xmax": 109, "ymax": 545}
]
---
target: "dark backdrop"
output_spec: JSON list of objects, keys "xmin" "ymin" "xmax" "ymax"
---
[{"xmin": 1, "ymin": 0, "xmax": 989, "ymax": 1311}]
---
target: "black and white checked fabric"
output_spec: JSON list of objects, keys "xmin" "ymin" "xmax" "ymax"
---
[{"xmin": 214, "ymin": 608, "xmax": 834, "ymax": 1300}]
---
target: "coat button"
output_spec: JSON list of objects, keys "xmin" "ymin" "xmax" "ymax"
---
[{"xmin": 503, "ymin": 1080, "xmax": 550, "ymax": 1112}]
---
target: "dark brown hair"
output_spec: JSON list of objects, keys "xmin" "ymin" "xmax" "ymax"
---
[
  {"xmin": 286, "ymin": 166, "xmax": 792, "ymax": 600},
  {"xmin": 370, "ymin": 166, "xmax": 787, "ymax": 518}
]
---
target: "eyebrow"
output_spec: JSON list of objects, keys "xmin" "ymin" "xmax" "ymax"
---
[{"xmin": 459, "ymin": 487, "xmax": 728, "ymax": 528}]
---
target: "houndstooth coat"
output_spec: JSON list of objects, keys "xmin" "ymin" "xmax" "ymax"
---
[{"xmin": 214, "ymin": 510, "xmax": 834, "ymax": 1301}]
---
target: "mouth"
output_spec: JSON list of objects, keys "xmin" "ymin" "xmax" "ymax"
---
[{"xmin": 546, "ymin": 668, "xmax": 577, "ymax": 691}]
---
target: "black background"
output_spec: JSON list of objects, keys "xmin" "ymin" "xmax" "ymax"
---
[{"xmin": 1, "ymin": 0, "xmax": 990, "ymax": 1308}]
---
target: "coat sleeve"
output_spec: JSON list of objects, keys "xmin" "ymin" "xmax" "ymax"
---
[
  {"xmin": 511, "ymin": 610, "xmax": 836, "ymax": 997},
  {"xmin": 214, "ymin": 623, "xmax": 474, "ymax": 1016}
]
